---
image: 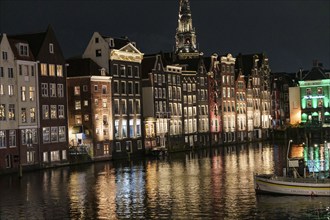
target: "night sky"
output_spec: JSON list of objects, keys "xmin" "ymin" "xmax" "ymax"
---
[{"xmin": 1, "ymin": 0, "xmax": 329, "ymax": 73}]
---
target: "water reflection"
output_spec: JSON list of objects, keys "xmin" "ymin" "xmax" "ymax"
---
[{"xmin": 0, "ymin": 143, "xmax": 329, "ymax": 219}]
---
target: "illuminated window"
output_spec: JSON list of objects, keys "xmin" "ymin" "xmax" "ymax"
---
[
  {"xmin": 115, "ymin": 120, "xmax": 119, "ymax": 138},
  {"xmin": 318, "ymin": 99, "xmax": 323, "ymax": 107},
  {"xmin": 42, "ymin": 105, "xmax": 49, "ymax": 119},
  {"xmin": 29, "ymin": 87, "xmax": 35, "ymax": 101},
  {"xmin": 306, "ymin": 88, "xmax": 312, "ymax": 96},
  {"xmin": 129, "ymin": 119, "xmax": 134, "ymax": 137},
  {"xmin": 30, "ymin": 108, "xmax": 36, "ymax": 122},
  {"xmin": 50, "ymin": 105, "xmax": 57, "ymax": 119},
  {"xmin": 0, "ymin": 104, "xmax": 6, "ymax": 121},
  {"xmin": 75, "ymin": 115, "xmax": 82, "ymax": 124},
  {"xmin": 84, "ymin": 114, "xmax": 89, "ymax": 121},
  {"xmin": 75, "ymin": 101, "xmax": 81, "ymax": 110},
  {"xmin": 317, "ymin": 87, "xmax": 323, "ymax": 95},
  {"xmin": 307, "ymin": 100, "xmax": 312, "ymax": 108},
  {"xmin": 0, "ymin": 84, "xmax": 3, "ymax": 95},
  {"xmin": 49, "ymin": 64, "xmax": 55, "ymax": 76},
  {"xmin": 41, "ymin": 63, "xmax": 47, "ymax": 76},
  {"xmin": 56, "ymin": 65, "xmax": 63, "ymax": 77},
  {"xmin": 8, "ymin": 85, "xmax": 14, "ymax": 96},
  {"xmin": 102, "ymin": 99, "xmax": 107, "ymax": 108},
  {"xmin": 8, "ymin": 104, "xmax": 15, "ymax": 120},
  {"xmin": 21, "ymin": 86, "xmax": 26, "ymax": 101},
  {"xmin": 74, "ymin": 86, "xmax": 80, "ymax": 95},
  {"xmin": 122, "ymin": 119, "xmax": 127, "ymax": 138}
]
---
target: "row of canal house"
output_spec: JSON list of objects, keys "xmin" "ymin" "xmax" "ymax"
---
[{"xmin": 0, "ymin": 26, "xmax": 69, "ymax": 172}]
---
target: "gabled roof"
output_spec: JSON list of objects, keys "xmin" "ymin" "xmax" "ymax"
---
[
  {"xmin": 9, "ymin": 31, "xmax": 46, "ymax": 58},
  {"xmin": 302, "ymin": 66, "xmax": 329, "ymax": 80},
  {"xmin": 8, "ymin": 37, "xmax": 35, "ymax": 61},
  {"xmin": 101, "ymin": 35, "xmax": 132, "ymax": 50},
  {"xmin": 67, "ymin": 57, "xmax": 107, "ymax": 77}
]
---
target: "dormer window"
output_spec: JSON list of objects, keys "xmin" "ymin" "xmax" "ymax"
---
[
  {"xmin": 109, "ymin": 38, "xmax": 114, "ymax": 47},
  {"xmin": 49, "ymin": 43, "xmax": 54, "ymax": 54},
  {"xmin": 95, "ymin": 37, "xmax": 99, "ymax": 43},
  {"xmin": 101, "ymin": 68, "xmax": 106, "ymax": 76},
  {"xmin": 19, "ymin": 43, "xmax": 29, "ymax": 56}
]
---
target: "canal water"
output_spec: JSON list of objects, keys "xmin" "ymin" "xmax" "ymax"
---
[{"xmin": 0, "ymin": 143, "xmax": 329, "ymax": 219}]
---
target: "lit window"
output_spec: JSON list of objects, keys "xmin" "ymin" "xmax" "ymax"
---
[
  {"xmin": 122, "ymin": 119, "xmax": 127, "ymax": 138},
  {"xmin": 56, "ymin": 65, "xmax": 63, "ymax": 77},
  {"xmin": 50, "ymin": 105, "xmax": 57, "ymax": 119},
  {"xmin": 21, "ymin": 86, "xmax": 26, "ymax": 101},
  {"xmin": 8, "ymin": 85, "xmax": 14, "ymax": 96},
  {"xmin": 21, "ymin": 108, "xmax": 27, "ymax": 123},
  {"xmin": 8, "ymin": 104, "xmax": 15, "ymax": 120},
  {"xmin": 41, "ymin": 63, "xmax": 47, "ymax": 76},
  {"xmin": 0, "ymin": 104, "xmax": 6, "ymax": 121},
  {"xmin": 29, "ymin": 87, "xmax": 35, "ymax": 101},
  {"xmin": 0, "ymin": 84, "xmax": 4, "ymax": 95},
  {"xmin": 75, "ymin": 115, "xmax": 82, "ymax": 124},
  {"xmin": 74, "ymin": 86, "xmax": 80, "ymax": 95},
  {"xmin": 102, "ymin": 99, "xmax": 107, "ymax": 108},
  {"xmin": 84, "ymin": 114, "xmax": 89, "ymax": 121},
  {"xmin": 75, "ymin": 101, "xmax": 81, "ymax": 110},
  {"xmin": 49, "ymin": 64, "xmax": 55, "ymax": 76},
  {"xmin": 30, "ymin": 108, "xmax": 36, "ymax": 123},
  {"xmin": 42, "ymin": 105, "xmax": 49, "ymax": 119}
]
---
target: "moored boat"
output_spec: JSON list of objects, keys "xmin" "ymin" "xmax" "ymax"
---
[{"xmin": 254, "ymin": 174, "xmax": 330, "ymax": 196}]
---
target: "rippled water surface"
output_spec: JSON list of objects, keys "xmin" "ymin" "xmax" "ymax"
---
[{"xmin": 0, "ymin": 143, "xmax": 329, "ymax": 219}]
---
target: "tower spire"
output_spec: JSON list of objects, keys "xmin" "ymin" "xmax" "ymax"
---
[{"xmin": 175, "ymin": 0, "xmax": 199, "ymax": 59}]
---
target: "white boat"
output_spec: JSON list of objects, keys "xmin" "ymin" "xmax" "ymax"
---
[{"xmin": 254, "ymin": 174, "xmax": 330, "ymax": 196}]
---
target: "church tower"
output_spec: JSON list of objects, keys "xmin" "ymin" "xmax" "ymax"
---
[{"xmin": 175, "ymin": 0, "xmax": 200, "ymax": 59}]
